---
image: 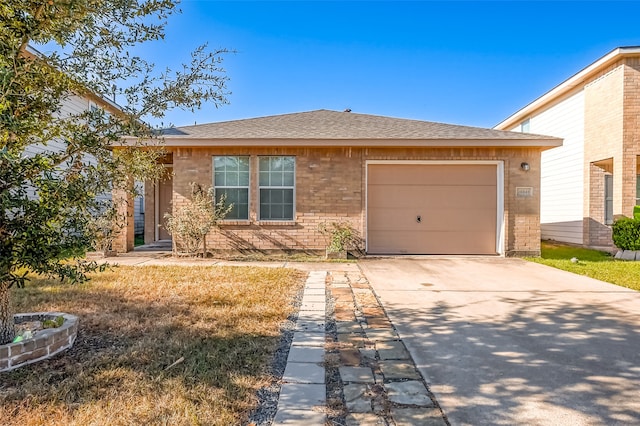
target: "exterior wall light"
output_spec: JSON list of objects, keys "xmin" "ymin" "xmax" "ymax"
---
[{"xmin": 521, "ymin": 162, "xmax": 530, "ymax": 172}]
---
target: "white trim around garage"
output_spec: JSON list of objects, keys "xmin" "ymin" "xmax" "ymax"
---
[{"xmin": 365, "ymin": 160, "xmax": 505, "ymax": 256}]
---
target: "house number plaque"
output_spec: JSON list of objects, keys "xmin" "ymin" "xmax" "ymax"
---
[{"xmin": 516, "ymin": 187, "xmax": 534, "ymax": 198}]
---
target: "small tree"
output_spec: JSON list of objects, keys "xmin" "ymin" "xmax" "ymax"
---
[
  {"xmin": 164, "ymin": 183, "xmax": 232, "ymax": 257},
  {"xmin": 0, "ymin": 1, "xmax": 230, "ymax": 343}
]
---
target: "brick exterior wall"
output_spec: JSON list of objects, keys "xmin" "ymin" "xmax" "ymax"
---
[
  {"xmin": 112, "ymin": 185, "xmax": 135, "ymax": 253},
  {"xmin": 583, "ymin": 58, "xmax": 640, "ymax": 248},
  {"xmin": 622, "ymin": 59, "xmax": 640, "ymax": 216},
  {"xmin": 139, "ymin": 146, "xmax": 543, "ymax": 257}
]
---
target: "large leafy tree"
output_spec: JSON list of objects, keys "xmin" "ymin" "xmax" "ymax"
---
[{"xmin": 0, "ymin": 0, "xmax": 229, "ymax": 344}]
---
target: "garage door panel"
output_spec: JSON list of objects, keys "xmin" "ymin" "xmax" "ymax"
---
[
  {"xmin": 368, "ymin": 164, "xmax": 496, "ymax": 186},
  {"xmin": 368, "ymin": 185, "xmax": 496, "ymax": 210},
  {"xmin": 368, "ymin": 231, "xmax": 497, "ymax": 254},
  {"xmin": 367, "ymin": 163, "xmax": 499, "ymax": 255},
  {"xmin": 368, "ymin": 207, "xmax": 496, "ymax": 232}
]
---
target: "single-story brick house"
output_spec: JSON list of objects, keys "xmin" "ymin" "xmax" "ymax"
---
[{"xmin": 114, "ymin": 109, "xmax": 561, "ymax": 256}]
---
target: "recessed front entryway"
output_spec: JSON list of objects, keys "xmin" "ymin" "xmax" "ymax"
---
[
  {"xmin": 156, "ymin": 172, "xmax": 173, "ymax": 241},
  {"xmin": 366, "ymin": 162, "xmax": 502, "ymax": 255}
]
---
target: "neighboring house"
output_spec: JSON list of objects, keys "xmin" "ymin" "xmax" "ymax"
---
[
  {"xmin": 114, "ymin": 109, "xmax": 561, "ymax": 256},
  {"xmin": 23, "ymin": 46, "xmax": 145, "ymax": 237},
  {"xmin": 495, "ymin": 46, "xmax": 640, "ymax": 249}
]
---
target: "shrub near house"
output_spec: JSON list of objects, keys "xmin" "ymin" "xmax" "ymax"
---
[{"xmin": 612, "ymin": 217, "xmax": 640, "ymax": 251}]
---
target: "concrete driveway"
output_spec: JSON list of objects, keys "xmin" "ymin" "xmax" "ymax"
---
[{"xmin": 359, "ymin": 257, "xmax": 640, "ymax": 425}]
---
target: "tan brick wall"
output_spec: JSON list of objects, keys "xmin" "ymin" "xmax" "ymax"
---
[
  {"xmin": 170, "ymin": 147, "xmax": 363, "ymax": 253},
  {"xmin": 622, "ymin": 60, "xmax": 640, "ymax": 216},
  {"xmin": 584, "ymin": 164, "xmax": 612, "ymax": 246},
  {"xmin": 584, "ymin": 64, "xmax": 624, "ymax": 247},
  {"xmin": 112, "ymin": 185, "xmax": 134, "ymax": 253},
  {"xmin": 582, "ymin": 59, "xmax": 640, "ymax": 247},
  {"xmin": 147, "ymin": 146, "xmax": 543, "ymax": 256}
]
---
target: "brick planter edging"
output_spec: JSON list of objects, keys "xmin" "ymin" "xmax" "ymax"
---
[{"xmin": 0, "ymin": 312, "xmax": 78, "ymax": 372}]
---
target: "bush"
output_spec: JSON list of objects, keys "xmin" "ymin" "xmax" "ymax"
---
[
  {"xmin": 164, "ymin": 183, "xmax": 232, "ymax": 256},
  {"xmin": 318, "ymin": 221, "xmax": 360, "ymax": 255},
  {"xmin": 612, "ymin": 217, "xmax": 640, "ymax": 250}
]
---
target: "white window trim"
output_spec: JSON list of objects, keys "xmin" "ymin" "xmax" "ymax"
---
[
  {"xmin": 365, "ymin": 160, "xmax": 505, "ymax": 256},
  {"xmin": 258, "ymin": 156, "xmax": 296, "ymax": 222},
  {"xmin": 212, "ymin": 156, "xmax": 251, "ymax": 221}
]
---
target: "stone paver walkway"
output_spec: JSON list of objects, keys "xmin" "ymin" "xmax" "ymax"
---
[
  {"xmin": 326, "ymin": 270, "xmax": 448, "ymax": 426},
  {"xmin": 271, "ymin": 267, "xmax": 448, "ymax": 425}
]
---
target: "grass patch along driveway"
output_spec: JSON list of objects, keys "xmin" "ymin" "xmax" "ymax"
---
[
  {"xmin": 527, "ymin": 241, "xmax": 640, "ymax": 291},
  {"xmin": 0, "ymin": 265, "xmax": 304, "ymax": 425}
]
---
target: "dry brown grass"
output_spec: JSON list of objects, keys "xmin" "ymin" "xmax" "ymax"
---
[{"xmin": 0, "ymin": 266, "xmax": 305, "ymax": 425}]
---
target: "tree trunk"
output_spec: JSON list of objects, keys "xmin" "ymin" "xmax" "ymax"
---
[{"xmin": 0, "ymin": 282, "xmax": 15, "ymax": 345}]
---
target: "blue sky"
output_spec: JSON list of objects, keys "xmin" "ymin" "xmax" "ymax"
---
[{"xmin": 142, "ymin": 1, "xmax": 640, "ymax": 128}]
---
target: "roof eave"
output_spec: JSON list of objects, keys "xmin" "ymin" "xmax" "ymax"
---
[
  {"xmin": 495, "ymin": 46, "xmax": 640, "ymax": 130},
  {"xmin": 117, "ymin": 136, "xmax": 562, "ymax": 149}
]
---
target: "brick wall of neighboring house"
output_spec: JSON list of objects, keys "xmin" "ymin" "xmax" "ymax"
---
[
  {"xmin": 140, "ymin": 146, "xmax": 543, "ymax": 256},
  {"xmin": 583, "ymin": 58, "xmax": 640, "ymax": 247},
  {"xmin": 623, "ymin": 59, "xmax": 640, "ymax": 216},
  {"xmin": 585, "ymin": 164, "xmax": 612, "ymax": 247},
  {"xmin": 584, "ymin": 63, "xmax": 625, "ymax": 247}
]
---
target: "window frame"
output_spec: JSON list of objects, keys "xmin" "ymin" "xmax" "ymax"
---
[
  {"xmin": 604, "ymin": 174, "xmax": 613, "ymax": 225},
  {"xmin": 212, "ymin": 155, "xmax": 251, "ymax": 221},
  {"xmin": 258, "ymin": 156, "xmax": 296, "ymax": 222}
]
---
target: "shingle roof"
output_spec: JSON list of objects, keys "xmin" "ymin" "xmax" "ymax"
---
[{"xmin": 162, "ymin": 109, "xmax": 559, "ymax": 141}]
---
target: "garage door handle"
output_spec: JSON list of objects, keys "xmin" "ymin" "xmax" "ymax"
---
[{"xmin": 416, "ymin": 215, "xmax": 422, "ymax": 223}]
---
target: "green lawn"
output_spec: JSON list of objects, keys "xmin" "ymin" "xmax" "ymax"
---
[{"xmin": 527, "ymin": 241, "xmax": 640, "ymax": 291}]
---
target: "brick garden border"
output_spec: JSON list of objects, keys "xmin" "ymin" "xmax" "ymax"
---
[{"xmin": 0, "ymin": 312, "xmax": 78, "ymax": 372}]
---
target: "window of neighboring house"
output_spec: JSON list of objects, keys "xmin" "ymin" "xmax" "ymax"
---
[
  {"xmin": 88, "ymin": 101, "xmax": 110, "ymax": 127},
  {"xmin": 213, "ymin": 156, "xmax": 250, "ymax": 220},
  {"xmin": 605, "ymin": 174, "xmax": 614, "ymax": 225},
  {"xmin": 520, "ymin": 119, "xmax": 530, "ymax": 133},
  {"xmin": 259, "ymin": 156, "xmax": 295, "ymax": 221}
]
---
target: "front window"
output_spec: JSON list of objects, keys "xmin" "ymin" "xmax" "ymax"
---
[
  {"xmin": 259, "ymin": 156, "xmax": 295, "ymax": 221},
  {"xmin": 605, "ymin": 174, "xmax": 613, "ymax": 225},
  {"xmin": 520, "ymin": 119, "xmax": 530, "ymax": 133},
  {"xmin": 213, "ymin": 156, "xmax": 250, "ymax": 220}
]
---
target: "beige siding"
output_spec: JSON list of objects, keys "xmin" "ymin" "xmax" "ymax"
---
[
  {"xmin": 22, "ymin": 94, "xmax": 146, "ymax": 228},
  {"xmin": 530, "ymin": 90, "xmax": 585, "ymax": 244}
]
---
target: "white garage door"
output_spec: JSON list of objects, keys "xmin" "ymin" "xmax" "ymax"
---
[{"xmin": 367, "ymin": 163, "xmax": 498, "ymax": 255}]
